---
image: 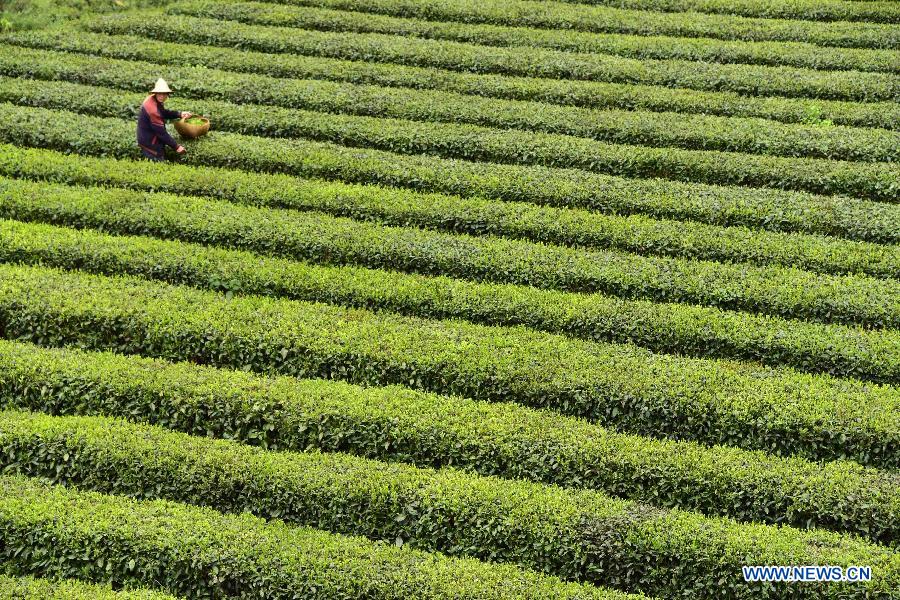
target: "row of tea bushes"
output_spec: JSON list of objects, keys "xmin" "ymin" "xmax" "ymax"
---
[
  {"xmin": 3, "ymin": 143, "xmax": 897, "ymax": 245},
  {"xmin": 1, "ymin": 144, "xmax": 897, "ymax": 275},
  {"xmin": 3, "ymin": 86, "xmax": 896, "ymax": 201},
  {"xmin": 0, "ymin": 575, "xmax": 177, "ymax": 600},
  {"xmin": 217, "ymin": 0, "xmax": 900, "ymax": 47},
  {"xmin": 4, "ymin": 103, "xmax": 899, "ymax": 247},
  {"xmin": 3, "ymin": 177, "xmax": 897, "ymax": 328},
  {"xmin": 167, "ymin": 0, "xmax": 900, "ymax": 73},
  {"xmin": 1, "ymin": 410, "xmax": 898, "ymax": 598},
  {"xmin": 3, "ymin": 1, "xmax": 896, "ymax": 596},
  {"xmin": 6, "ymin": 30, "xmax": 896, "ymax": 129},
  {"xmin": 85, "ymin": 14, "xmax": 900, "ymax": 102},
  {"xmin": 542, "ymin": 0, "xmax": 900, "ymax": 23},
  {"xmin": 3, "ymin": 218, "xmax": 897, "ymax": 381},
  {"xmin": 0, "ymin": 263, "xmax": 896, "ymax": 467},
  {"xmin": 2, "ymin": 339, "xmax": 896, "ymax": 541},
  {"xmin": 5, "ymin": 49, "xmax": 898, "ymax": 162},
  {"xmin": 0, "ymin": 475, "xmax": 635, "ymax": 600}
]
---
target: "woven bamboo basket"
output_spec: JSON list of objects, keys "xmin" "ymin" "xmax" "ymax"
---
[{"xmin": 173, "ymin": 116, "xmax": 210, "ymax": 139}]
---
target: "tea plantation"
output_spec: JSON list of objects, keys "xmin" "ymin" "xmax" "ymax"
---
[{"xmin": 0, "ymin": 0, "xmax": 897, "ymax": 597}]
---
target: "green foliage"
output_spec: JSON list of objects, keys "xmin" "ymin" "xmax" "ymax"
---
[
  {"xmin": 3, "ymin": 143, "xmax": 897, "ymax": 246},
  {"xmin": 1, "ymin": 217, "xmax": 898, "ymax": 381},
  {"xmin": 0, "ymin": 0, "xmax": 170, "ymax": 31},
  {"xmin": 6, "ymin": 76, "xmax": 898, "ymax": 202},
  {"xmin": 800, "ymin": 104, "xmax": 836, "ymax": 127},
  {"xmin": 7, "ymin": 28, "xmax": 898, "ymax": 130},
  {"xmin": 1, "ymin": 411, "xmax": 899, "ymax": 598},
  {"xmin": 0, "ymin": 263, "xmax": 897, "ymax": 468},
  {"xmin": 85, "ymin": 14, "xmax": 900, "ymax": 103},
  {"xmin": 168, "ymin": 0, "xmax": 900, "ymax": 73},
  {"xmin": 0, "ymin": 574, "xmax": 176, "ymax": 599},
  {"xmin": 2, "ymin": 176, "xmax": 898, "ymax": 330},
  {"xmin": 0, "ymin": 0, "xmax": 897, "ymax": 594},
  {"xmin": 173, "ymin": 0, "xmax": 900, "ymax": 48},
  {"xmin": 5, "ymin": 79, "xmax": 895, "ymax": 203},
  {"xmin": 5, "ymin": 210, "xmax": 900, "ymax": 382},
  {"xmin": 2, "ymin": 98, "xmax": 899, "ymax": 224},
  {"xmin": 1, "ymin": 340, "xmax": 898, "ymax": 543},
  {"xmin": 3, "ymin": 47, "xmax": 899, "ymax": 163},
  {"xmin": 0, "ymin": 474, "xmax": 634, "ymax": 599},
  {"xmin": 518, "ymin": 0, "xmax": 900, "ymax": 23}
]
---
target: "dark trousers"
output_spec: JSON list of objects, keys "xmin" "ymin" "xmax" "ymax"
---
[{"xmin": 139, "ymin": 144, "xmax": 165, "ymax": 161}]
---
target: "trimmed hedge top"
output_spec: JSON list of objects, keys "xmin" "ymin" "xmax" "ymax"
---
[
  {"xmin": 0, "ymin": 339, "xmax": 897, "ymax": 544},
  {"xmin": 167, "ymin": 1, "xmax": 900, "ymax": 72},
  {"xmin": 4, "ymin": 75, "xmax": 898, "ymax": 202},
  {"xmin": 0, "ymin": 474, "xmax": 640, "ymax": 599},
  {"xmin": 3, "ymin": 175, "xmax": 897, "ymax": 330},
  {"xmin": 0, "ymin": 575, "xmax": 178, "ymax": 600},
  {"xmin": 3, "ymin": 143, "xmax": 898, "ymax": 246},
  {"xmin": 1, "ymin": 1, "xmax": 897, "ymax": 597},
  {"xmin": 84, "ymin": 14, "xmax": 900, "ymax": 102},
  {"xmin": 1, "ymin": 410, "xmax": 898, "ymax": 598},
  {"xmin": 162, "ymin": 0, "xmax": 900, "ymax": 47},
  {"xmin": 7, "ymin": 30, "xmax": 898, "ymax": 130},
  {"xmin": 0, "ymin": 262, "xmax": 896, "ymax": 468},
  {"xmin": 5, "ymin": 49, "xmax": 899, "ymax": 163},
  {"xmin": 1, "ymin": 217, "xmax": 898, "ymax": 383}
]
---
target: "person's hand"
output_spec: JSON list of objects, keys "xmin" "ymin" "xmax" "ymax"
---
[
  {"xmin": 175, "ymin": 145, "xmax": 186, "ymax": 154},
  {"xmin": 180, "ymin": 111, "xmax": 192, "ymax": 119}
]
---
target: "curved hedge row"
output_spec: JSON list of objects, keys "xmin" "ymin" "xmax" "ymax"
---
[
  {"xmin": 207, "ymin": 0, "xmax": 900, "ymax": 48},
  {"xmin": 0, "ymin": 575, "xmax": 177, "ymax": 600},
  {"xmin": 3, "ymin": 145, "xmax": 898, "ymax": 276},
  {"xmin": 2, "ymin": 411, "xmax": 898, "ymax": 598},
  {"xmin": 542, "ymin": 0, "xmax": 900, "ymax": 23},
  {"xmin": 4, "ymin": 104, "xmax": 899, "ymax": 247},
  {"xmin": 5, "ymin": 144, "xmax": 898, "ymax": 246},
  {"xmin": 5, "ymin": 48, "xmax": 898, "ymax": 163},
  {"xmin": 3, "ymin": 88, "xmax": 897, "ymax": 202},
  {"xmin": 84, "ymin": 14, "xmax": 900, "ymax": 102},
  {"xmin": 3, "ymin": 177, "xmax": 898, "ymax": 329},
  {"xmin": 167, "ymin": 1, "xmax": 900, "ymax": 73},
  {"xmin": 3, "ymin": 218, "xmax": 897, "ymax": 381},
  {"xmin": 7, "ymin": 30, "xmax": 897, "ymax": 130},
  {"xmin": 0, "ymin": 263, "xmax": 896, "ymax": 468},
  {"xmin": 2, "ymin": 340, "xmax": 897, "ymax": 542},
  {"xmin": 0, "ymin": 475, "xmax": 633, "ymax": 600}
]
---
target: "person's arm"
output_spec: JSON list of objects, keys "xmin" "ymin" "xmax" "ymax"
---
[
  {"xmin": 148, "ymin": 119, "xmax": 180, "ymax": 149},
  {"xmin": 161, "ymin": 106, "xmax": 183, "ymax": 120}
]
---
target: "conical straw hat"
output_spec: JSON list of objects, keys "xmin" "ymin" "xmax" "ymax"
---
[{"xmin": 150, "ymin": 78, "xmax": 173, "ymax": 94}]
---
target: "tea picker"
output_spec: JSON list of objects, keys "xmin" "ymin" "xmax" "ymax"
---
[{"xmin": 136, "ymin": 78, "xmax": 208, "ymax": 161}]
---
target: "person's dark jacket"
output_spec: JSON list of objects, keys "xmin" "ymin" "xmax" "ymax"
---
[{"xmin": 136, "ymin": 95, "xmax": 180, "ymax": 158}]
